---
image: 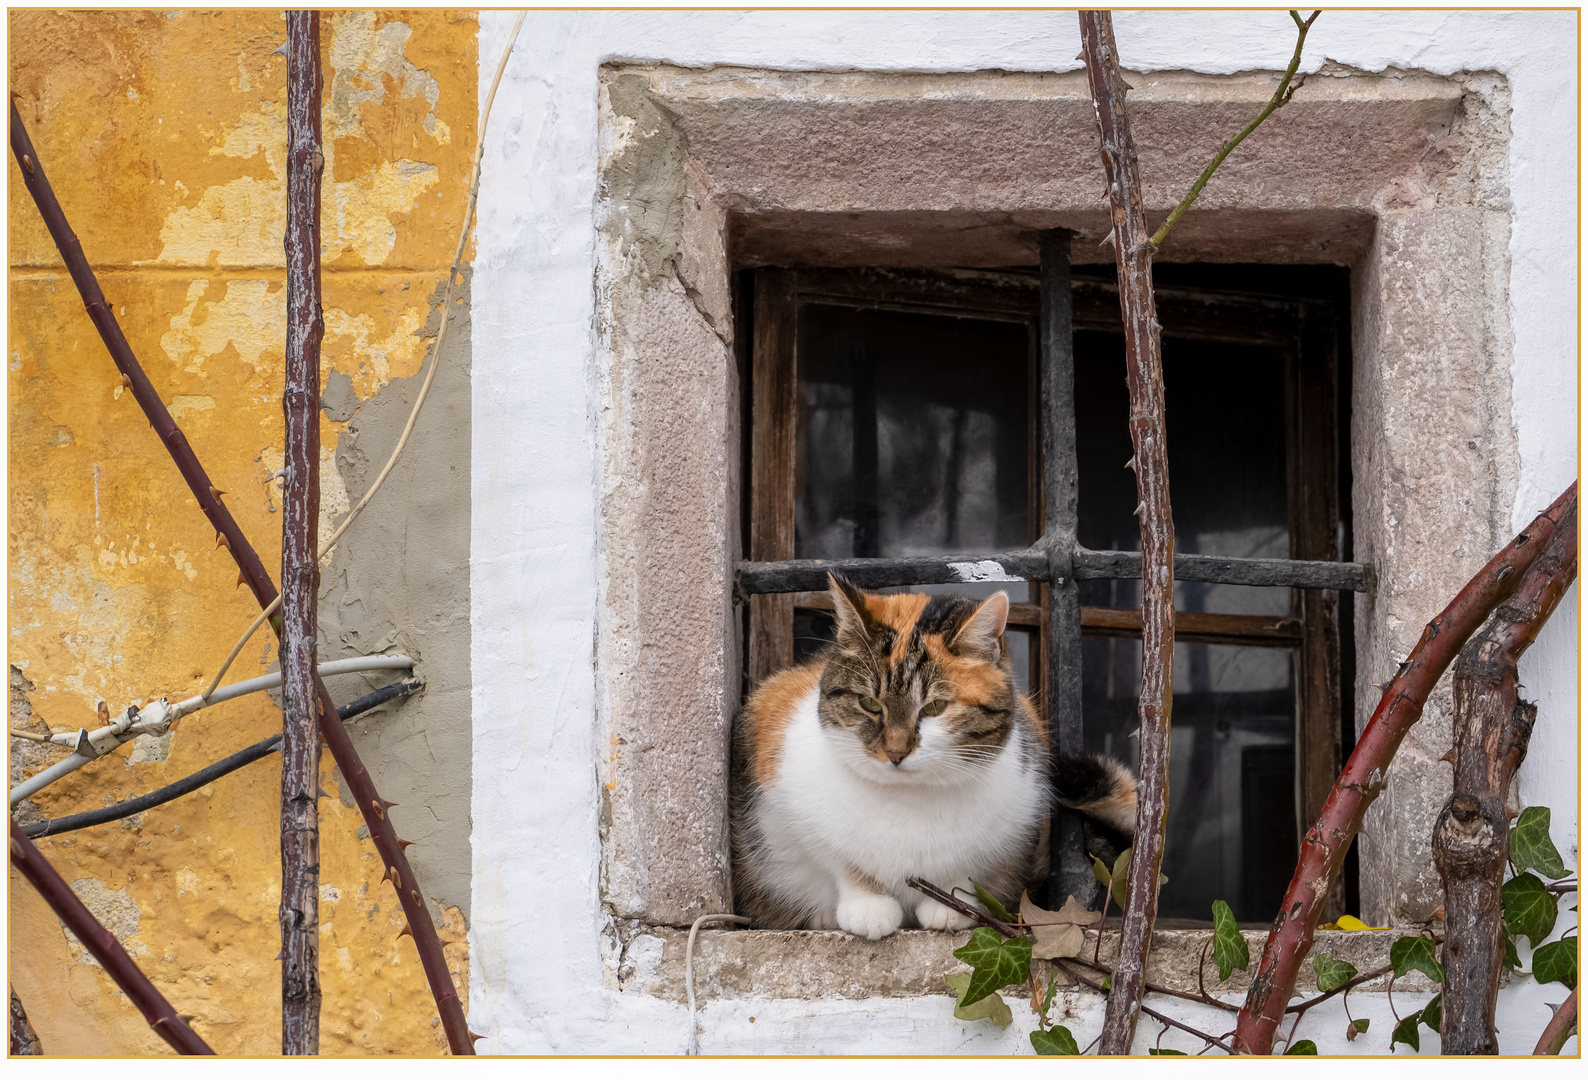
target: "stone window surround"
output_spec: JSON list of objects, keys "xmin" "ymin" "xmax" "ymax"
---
[{"xmin": 592, "ymin": 62, "xmax": 1517, "ymax": 996}]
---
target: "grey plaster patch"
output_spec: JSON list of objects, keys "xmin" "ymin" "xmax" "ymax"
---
[
  {"xmin": 318, "ymin": 270, "xmax": 473, "ymax": 926},
  {"xmin": 602, "ymin": 73, "xmax": 689, "ymax": 284},
  {"xmin": 125, "ymin": 732, "xmax": 173, "ymax": 766},
  {"xmin": 321, "ymin": 368, "xmax": 357, "ymax": 423}
]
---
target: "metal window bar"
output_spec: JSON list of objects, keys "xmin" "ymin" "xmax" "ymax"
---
[{"xmin": 733, "ymin": 230, "xmax": 1373, "ymax": 907}]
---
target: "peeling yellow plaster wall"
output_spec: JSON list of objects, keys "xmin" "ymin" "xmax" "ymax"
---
[{"xmin": 9, "ymin": 10, "xmax": 478, "ymax": 1056}]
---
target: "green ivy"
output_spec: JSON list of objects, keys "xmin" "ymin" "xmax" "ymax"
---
[
  {"xmin": 1211, "ymin": 900, "xmax": 1250, "ymax": 982},
  {"xmin": 951, "ymin": 928, "xmax": 1032, "ymax": 1008},
  {"xmin": 1030, "ymin": 1026, "xmax": 1080, "ymax": 1055},
  {"xmin": 1285, "ymin": 1040, "xmax": 1318, "ymax": 1055},
  {"xmin": 944, "ymin": 971, "xmax": 1013, "ymax": 1028},
  {"xmin": 1510, "ymin": 806, "xmax": 1569, "ymax": 880},
  {"xmin": 1531, "ymin": 937, "xmax": 1578, "ymax": 990},
  {"xmin": 1501, "ymin": 872, "xmax": 1559, "ymax": 949},
  {"xmin": 1312, "ymin": 952, "xmax": 1357, "ymax": 993},
  {"xmin": 1390, "ymin": 935, "xmax": 1444, "ymax": 985},
  {"xmin": 972, "ymin": 880, "xmax": 1015, "ymax": 924}
]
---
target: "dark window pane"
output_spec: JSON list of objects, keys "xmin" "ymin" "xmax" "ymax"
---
[
  {"xmin": 796, "ymin": 304, "xmax": 1030, "ymax": 560},
  {"xmin": 1074, "ymin": 329, "xmax": 1290, "ymax": 616},
  {"xmin": 1080, "ymin": 637, "xmax": 1296, "ymax": 921}
]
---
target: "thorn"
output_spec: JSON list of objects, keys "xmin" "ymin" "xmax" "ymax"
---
[
  {"xmin": 98, "ymin": 700, "xmax": 110, "ymax": 724},
  {"xmin": 176, "ymin": 1013, "xmax": 197, "ymax": 1024},
  {"xmin": 317, "ymin": 786, "xmax": 331, "ymax": 800},
  {"xmin": 1124, "ymin": 456, "xmax": 1136, "ymax": 471},
  {"xmin": 120, "ymin": 373, "xmax": 132, "ymax": 388},
  {"xmin": 410, "ymin": 889, "xmax": 421, "ymax": 907},
  {"xmin": 396, "ymin": 922, "xmax": 414, "ymax": 940},
  {"xmin": 209, "ymin": 485, "xmax": 227, "ymax": 502},
  {"xmin": 270, "ymin": 40, "xmax": 288, "ymax": 57},
  {"xmin": 397, "ymin": 838, "xmax": 415, "ymax": 852},
  {"xmin": 216, "ymin": 532, "xmax": 231, "ymax": 550},
  {"xmin": 389, "ymin": 866, "xmax": 403, "ymax": 890},
  {"xmin": 385, "ymin": 801, "xmax": 400, "ymax": 810},
  {"xmin": 236, "ymin": 571, "xmax": 247, "ymax": 589},
  {"xmin": 1133, "ymin": 501, "xmax": 1146, "ymax": 517},
  {"xmin": 1439, "ymin": 750, "xmax": 1456, "ymax": 765},
  {"xmin": 273, "ymin": 951, "xmax": 284, "ymax": 961},
  {"xmin": 468, "ymin": 1030, "xmax": 486, "ymax": 1047},
  {"xmin": 21, "ymin": 153, "xmax": 35, "ymax": 174},
  {"xmin": 380, "ymin": 866, "xmax": 391, "ymax": 884},
  {"xmin": 372, "ymin": 801, "xmax": 385, "ymax": 820}
]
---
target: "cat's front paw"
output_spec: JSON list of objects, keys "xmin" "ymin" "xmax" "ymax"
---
[
  {"xmin": 836, "ymin": 894, "xmax": 904, "ymax": 939},
  {"xmin": 805, "ymin": 908, "xmax": 840, "ymax": 930},
  {"xmin": 915, "ymin": 894, "xmax": 978, "ymax": 931}
]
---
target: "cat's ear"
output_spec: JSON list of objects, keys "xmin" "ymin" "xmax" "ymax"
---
[
  {"xmin": 827, "ymin": 573, "xmax": 873, "ymax": 645},
  {"xmin": 952, "ymin": 592, "xmax": 1009, "ymax": 662}
]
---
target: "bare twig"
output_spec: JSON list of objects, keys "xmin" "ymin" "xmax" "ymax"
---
[
  {"xmin": 1067, "ymin": 953, "xmax": 1238, "ymax": 1014},
  {"xmin": 1078, "ymin": 11, "xmax": 1176, "ymax": 1054},
  {"xmin": 1233, "ymin": 483, "xmax": 1577, "ymax": 1054},
  {"xmin": 10, "ymin": 820, "xmax": 214, "ymax": 1054},
  {"xmin": 1058, "ymin": 960, "xmax": 1235, "ymax": 1055},
  {"xmin": 1436, "ymin": 503, "xmax": 1577, "ymax": 1054},
  {"xmin": 1149, "ymin": 10, "xmax": 1321, "ymax": 248},
  {"xmin": 1533, "ymin": 988, "xmax": 1578, "ymax": 1055},
  {"xmin": 280, "ymin": 12, "xmax": 324, "ymax": 1054},
  {"xmin": 9, "ymin": 93, "xmax": 477, "ymax": 1057},
  {"xmin": 1284, "ymin": 961, "xmax": 1394, "ymax": 1016}
]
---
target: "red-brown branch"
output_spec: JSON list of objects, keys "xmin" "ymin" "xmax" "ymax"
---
[
  {"xmin": 280, "ymin": 10, "xmax": 325, "ymax": 1056},
  {"xmin": 1435, "ymin": 501, "xmax": 1576, "ymax": 1053},
  {"xmin": 1233, "ymin": 482, "xmax": 1577, "ymax": 1054},
  {"xmin": 10, "ymin": 821, "xmax": 214, "ymax": 1055},
  {"xmin": 1079, "ymin": 10, "xmax": 1176, "ymax": 1055},
  {"xmin": 1533, "ymin": 988, "xmax": 1578, "ymax": 1055},
  {"xmin": 10, "ymin": 93, "xmax": 476, "ymax": 1057}
]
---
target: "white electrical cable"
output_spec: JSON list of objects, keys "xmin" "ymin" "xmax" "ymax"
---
[
  {"xmin": 9, "ymin": 655, "xmax": 413, "ymax": 805},
  {"xmin": 684, "ymin": 913, "xmax": 750, "ymax": 1055}
]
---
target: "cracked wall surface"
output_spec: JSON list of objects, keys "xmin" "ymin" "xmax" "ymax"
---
[{"xmin": 8, "ymin": 9, "xmax": 476, "ymax": 1055}]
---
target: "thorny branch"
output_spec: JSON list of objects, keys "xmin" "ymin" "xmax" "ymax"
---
[
  {"xmin": 1233, "ymin": 482, "xmax": 1578, "ymax": 1054},
  {"xmin": 1078, "ymin": 10, "xmax": 1176, "ymax": 1054},
  {"xmin": 9, "ymin": 89, "xmax": 477, "ymax": 1057},
  {"xmin": 1149, "ymin": 10, "xmax": 1321, "ymax": 248},
  {"xmin": 10, "ymin": 821, "xmax": 214, "ymax": 1055},
  {"xmin": 1533, "ymin": 988, "xmax": 1578, "ymax": 1056},
  {"xmin": 1058, "ymin": 960, "xmax": 1236, "ymax": 1055}
]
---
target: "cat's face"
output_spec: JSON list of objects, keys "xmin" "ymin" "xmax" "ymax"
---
[{"xmin": 817, "ymin": 575, "xmax": 1021, "ymax": 786}]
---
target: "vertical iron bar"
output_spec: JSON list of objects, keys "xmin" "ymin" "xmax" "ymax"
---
[
  {"xmin": 1040, "ymin": 229, "xmax": 1094, "ymax": 908},
  {"xmin": 281, "ymin": 9, "xmax": 324, "ymax": 1056}
]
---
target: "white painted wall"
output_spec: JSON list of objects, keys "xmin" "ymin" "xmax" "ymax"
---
[{"xmin": 469, "ymin": 10, "xmax": 1577, "ymax": 1054}]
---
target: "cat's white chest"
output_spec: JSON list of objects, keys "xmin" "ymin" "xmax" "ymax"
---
[{"xmin": 759, "ymin": 684, "xmax": 1044, "ymax": 891}]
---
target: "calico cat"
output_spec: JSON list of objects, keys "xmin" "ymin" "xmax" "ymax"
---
[{"xmin": 732, "ymin": 574, "xmax": 1051, "ymax": 939}]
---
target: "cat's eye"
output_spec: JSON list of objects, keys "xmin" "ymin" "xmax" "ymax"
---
[
  {"xmin": 920, "ymin": 700, "xmax": 948, "ymax": 717},
  {"xmin": 858, "ymin": 696, "xmax": 883, "ymax": 714}
]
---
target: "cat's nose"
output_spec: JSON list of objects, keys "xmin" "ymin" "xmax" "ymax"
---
[{"xmin": 886, "ymin": 750, "xmax": 908, "ymax": 766}]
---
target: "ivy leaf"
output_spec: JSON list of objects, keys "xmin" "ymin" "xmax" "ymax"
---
[
  {"xmin": 1092, "ymin": 854, "xmax": 1113, "ymax": 889},
  {"xmin": 1285, "ymin": 1040, "xmax": 1319, "ymax": 1055},
  {"xmin": 1149, "ymin": 1048, "xmax": 1187, "ymax": 1055},
  {"xmin": 1211, "ymin": 900, "xmax": 1250, "ymax": 982},
  {"xmin": 943, "ymin": 972, "xmax": 1013, "ymax": 1028},
  {"xmin": 951, "ymin": 927, "xmax": 1032, "ymax": 1007},
  {"xmin": 1042, "ymin": 971, "xmax": 1060, "ymax": 1016},
  {"xmin": 1421, "ymin": 993, "xmax": 1442, "ymax": 1035},
  {"xmin": 1030, "ymin": 1025, "xmax": 1079, "ymax": 1055},
  {"xmin": 1391, "ymin": 1009, "xmax": 1423, "ymax": 1052},
  {"xmin": 1345, "ymin": 1017, "xmax": 1371, "ymax": 1042},
  {"xmin": 1021, "ymin": 892, "xmax": 1102, "ymax": 960},
  {"xmin": 1313, "ymin": 952, "xmax": 1358, "ymax": 993},
  {"xmin": 973, "ymin": 880, "xmax": 1015, "ymax": 924},
  {"xmin": 1502, "ymin": 872, "xmax": 1559, "ymax": 949},
  {"xmin": 1390, "ymin": 935, "xmax": 1444, "ymax": 985},
  {"xmin": 1510, "ymin": 806, "xmax": 1569, "ymax": 880},
  {"xmin": 1504, "ymin": 934, "xmax": 1526, "ymax": 974},
  {"xmin": 1532, "ymin": 938, "xmax": 1578, "ymax": 990},
  {"xmin": 1109, "ymin": 847, "xmax": 1133, "ymax": 908}
]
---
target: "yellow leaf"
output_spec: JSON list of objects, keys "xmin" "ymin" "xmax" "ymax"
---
[{"xmin": 1323, "ymin": 914, "xmax": 1389, "ymax": 932}]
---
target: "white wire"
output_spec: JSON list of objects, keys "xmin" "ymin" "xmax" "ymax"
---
[
  {"xmin": 684, "ymin": 913, "xmax": 750, "ymax": 1055},
  {"xmin": 10, "ymin": 655, "xmax": 414, "ymax": 805}
]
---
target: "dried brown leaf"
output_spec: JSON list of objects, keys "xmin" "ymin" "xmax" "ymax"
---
[{"xmin": 1020, "ymin": 892, "xmax": 1103, "ymax": 960}]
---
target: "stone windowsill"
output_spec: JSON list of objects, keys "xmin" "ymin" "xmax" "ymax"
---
[{"xmin": 616, "ymin": 925, "xmax": 1444, "ymax": 1003}]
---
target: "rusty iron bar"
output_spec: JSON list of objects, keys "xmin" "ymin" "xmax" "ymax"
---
[
  {"xmin": 10, "ymin": 820, "xmax": 215, "ymax": 1055},
  {"xmin": 280, "ymin": 10, "xmax": 325, "ymax": 1055},
  {"xmin": 1232, "ymin": 483, "xmax": 1577, "ymax": 1053},
  {"xmin": 1079, "ymin": 9, "xmax": 1177, "ymax": 1054},
  {"xmin": 9, "ymin": 82, "xmax": 476, "ymax": 1058}
]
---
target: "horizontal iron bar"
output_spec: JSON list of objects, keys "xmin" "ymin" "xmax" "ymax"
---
[
  {"xmin": 734, "ymin": 546, "xmax": 1371, "ymax": 597},
  {"xmin": 1072, "ymin": 549, "xmax": 1371, "ymax": 591}
]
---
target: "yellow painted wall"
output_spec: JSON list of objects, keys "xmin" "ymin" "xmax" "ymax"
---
[{"xmin": 9, "ymin": 10, "xmax": 478, "ymax": 1055}]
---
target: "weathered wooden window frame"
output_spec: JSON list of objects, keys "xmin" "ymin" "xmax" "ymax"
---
[{"xmin": 736, "ymin": 230, "xmax": 1372, "ymax": 910}]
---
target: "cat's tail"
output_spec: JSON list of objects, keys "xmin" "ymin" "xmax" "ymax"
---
[{"xmin": 1052, "ymin": 753, "xmax": 1137, "ymax": 837}]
